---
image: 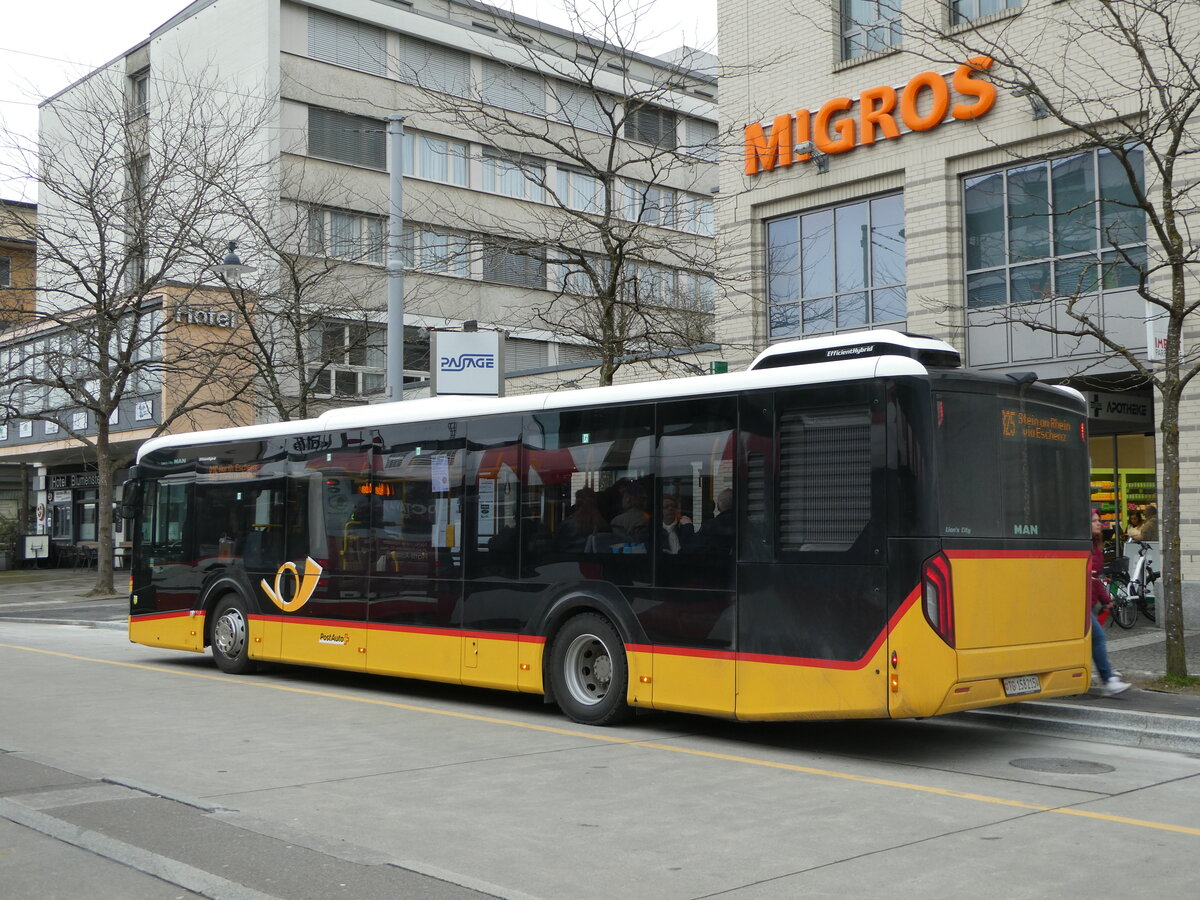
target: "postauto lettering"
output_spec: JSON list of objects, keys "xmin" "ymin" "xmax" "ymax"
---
[{"xmin": 441, "ymin": 353, "xmax": 496, "ymax": 372}]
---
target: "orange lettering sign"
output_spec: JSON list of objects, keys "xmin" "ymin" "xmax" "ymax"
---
[{"xmin": 744, "ymin": 57, "xmax": 995, "ymax": 175}]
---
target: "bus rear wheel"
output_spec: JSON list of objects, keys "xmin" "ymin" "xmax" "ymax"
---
[
  {"xmin": 550, "ymin": 613, "xmax": 632, "ymax": 726},
  {"xmin": 211, "ymin": 595, "xmax": 256, "ymax": 675}
]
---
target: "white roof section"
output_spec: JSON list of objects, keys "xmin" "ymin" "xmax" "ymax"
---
[
  {"xmin": 136, "ymin": 354, "xmax": 928, "ymax": 461},
  {"xmin": 749, "ymin": 329, "xmax": 959, "ymax": 370}
]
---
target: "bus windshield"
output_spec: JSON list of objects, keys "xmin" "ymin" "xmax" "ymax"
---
[{"xmin": 935, "ymin": 388, "xmax": 1088, "ymax": 541}]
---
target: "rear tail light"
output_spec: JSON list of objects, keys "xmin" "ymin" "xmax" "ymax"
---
[{"xmin": 922, "ymin": 552, "xmax": 955, "ymax": 646}]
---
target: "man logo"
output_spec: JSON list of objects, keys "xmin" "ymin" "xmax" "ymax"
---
[{"xmin": 261, "ymin": 557, "xmax": 324, "ymax": 612}]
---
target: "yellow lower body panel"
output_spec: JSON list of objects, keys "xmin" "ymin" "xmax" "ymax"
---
[
  {"xmin": 280, "ymin": 622, "xmax": 368, "ymax": 673},
  {"xmin": 368, "ymin": 627, "xmax": 461, "ymax": 684},
  {"xmin": 644, "ymin": 650, "xmax": 736, "ymax": 717},
  {"xmin": 461, "ymin": 633, "xmax": 519, "ymax": 691},
  {"xmin": 516, "ymin": 638, "xmax": 545, "ymax": 694},
  {"xmin": 735, "ymin": 651, "xmax": 890, "ymax": 721},
  {"xmin": 129, "ymin": 613, "xmax": 205, "ymax": 653}
]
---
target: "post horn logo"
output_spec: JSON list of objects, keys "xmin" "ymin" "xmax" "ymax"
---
[{"xmin": 261, "ymin": 557, "xmax": 324, "ymax": 612}]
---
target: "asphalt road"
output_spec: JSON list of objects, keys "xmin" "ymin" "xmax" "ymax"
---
[{"xmin": 3, "ymin": 620, "xmax": 1199, "ymax": 899}]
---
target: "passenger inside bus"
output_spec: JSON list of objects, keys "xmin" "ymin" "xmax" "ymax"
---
[
  {"xmin": 555, "ymin": 487, "xmax": 610, "ymax": 552},
  {"xmin": 703, "ymin": 488, "xmax": 736, "ymax": 553},
  {"xmin": 610, "ymin": 482, "xmax": 650, "ymax": 545},
  {"xmin": 660, "ymin": 495, "xmax": 695, "ymax": 555}
]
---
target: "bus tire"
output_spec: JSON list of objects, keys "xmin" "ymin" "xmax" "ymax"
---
[
  {"xmin": 211, "ymin": 595, "xmax": 256, "ymax": 675},
  {"xmin": 550, "ymin": 613, "xmax": 632, "ymax": 726}
]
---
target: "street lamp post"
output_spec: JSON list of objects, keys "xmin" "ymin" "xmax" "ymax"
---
[
  {"xmin": 387, "ymin": 115, "xmax": 407, "ymax": 402},
  {"xmin": 212, "ymin": 241, "xmax": 254, "ymax": 284}
]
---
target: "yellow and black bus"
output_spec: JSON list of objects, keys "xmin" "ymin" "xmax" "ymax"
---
[{"xmin": 126, "ymin": 330, "xmax": 1093, "ymax": 725}]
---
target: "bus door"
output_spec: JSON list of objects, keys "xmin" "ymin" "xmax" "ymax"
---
[
  {"xmin": 734, "ymin": 386, "xmax": 890, "ymax": 720},
  {"xmin": 275, "ymin": 431, "xmax": 370, "ymax": 672},
  {"xmin": 130, "ymin": 474, "xmax": 201, "ymax": 651},
  {"xmin": 648, "ymin": 397, "xmax": 738, "ymax": 716},
  {"xmin": 462, "ymin": 416, "xmax": 526, "ymax": 691},
  {"xmin": 366, "ymin": 423, "xmax": 465, "ymax": 684}
]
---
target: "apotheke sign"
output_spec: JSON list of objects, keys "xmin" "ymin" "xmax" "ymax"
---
[{"xmin": 1088, "ymin": 391, "xmax": 1152, "ymax": 426}]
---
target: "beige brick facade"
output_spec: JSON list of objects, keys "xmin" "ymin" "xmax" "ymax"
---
[{"xmin": 716, "ymin": 0, "xmax": 1198, "ymax": 605}]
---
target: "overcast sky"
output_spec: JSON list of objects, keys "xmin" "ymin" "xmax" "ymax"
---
[{"xmin": 0, "ymin": 0, "xmax": 717, "ymax": 202}]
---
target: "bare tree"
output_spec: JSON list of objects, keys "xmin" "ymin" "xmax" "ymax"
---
[
  {"xmin": 215, "ymin": 161, "xmax": 412, "ymax": 422},
  {"xmin": 790, "ymin": 0, "xmax": 1199, "ymax": 675},
  {"xmin": 296, "ymin": 0, "xmax": 724, "ymax": 386},
  {"xmin": 0, "ymin": 63, "xmax": 273, "ymax": 595}
]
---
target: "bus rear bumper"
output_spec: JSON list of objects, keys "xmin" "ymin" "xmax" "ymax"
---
[{"xmin": 934, "ymin": 664, "xmax": 1090, "ymax": 715}]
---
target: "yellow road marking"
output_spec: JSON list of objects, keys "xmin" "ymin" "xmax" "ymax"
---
[{"xmin": 5, "ymin": 641, "xmax": 1200, "ymax": 837}]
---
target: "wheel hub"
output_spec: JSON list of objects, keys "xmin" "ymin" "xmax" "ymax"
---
[{"xmin": 214, "ymin": 609, "xmax": 246, "ymax": 658}]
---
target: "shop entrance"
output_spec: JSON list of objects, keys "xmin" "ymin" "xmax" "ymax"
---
[{"xmin": 1089, "ymin": 433, "xmax": 1156, "ymax": 542}]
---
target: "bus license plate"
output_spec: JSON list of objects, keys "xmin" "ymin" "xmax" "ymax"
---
[{"xmin": 1003, "ymin": 674, "xmax": 1040, "ymax": 697}]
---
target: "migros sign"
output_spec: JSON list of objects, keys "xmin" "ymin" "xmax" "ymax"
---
[{"xmin": 744, "ymin": 56, "xmax": 997, "ymax": 176}]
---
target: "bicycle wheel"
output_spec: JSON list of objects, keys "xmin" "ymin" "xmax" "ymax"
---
[
  {"xmin": 1137, "ymin": 587, "xmax": 1157, "ymax": 623},
  {"xmin": 1112, "ymin": 584, "xmax": 1138, "ymax": 629}
]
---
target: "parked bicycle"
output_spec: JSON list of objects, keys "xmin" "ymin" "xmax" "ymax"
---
[{"xmin": 1103, "ymin": 539, "xmax": 1159, "ymax": 629}]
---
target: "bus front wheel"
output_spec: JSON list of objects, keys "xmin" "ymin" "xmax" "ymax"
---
[
  {"xmin": 550, "ymin": 613, "xmax": 632, "ymax": 726},
  {"xmin": 211, "ymin": 595, "xmax": 256, "ymax": 675}
]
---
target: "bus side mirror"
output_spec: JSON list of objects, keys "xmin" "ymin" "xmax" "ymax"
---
[{"xmin": 119, "ymin": 476, "xmax": 141, "ymax": 521}]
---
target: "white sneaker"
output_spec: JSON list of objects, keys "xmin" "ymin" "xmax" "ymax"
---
[{"xmin": 1099, "ymin": 676, "xmax": 1131, "ymax": 697}]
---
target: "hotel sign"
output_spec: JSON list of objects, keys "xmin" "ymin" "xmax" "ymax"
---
[
  {"xmin": 173, "ymin": 305, "xmax": 237, "ymax": 329},
  {"xmin": 744, "ymin": 57, "xmax": 997, "ymax": 175}
]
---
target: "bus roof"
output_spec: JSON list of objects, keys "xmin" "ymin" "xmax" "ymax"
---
[{"xmin": 134, "ymin": 341, "xmax": 1081, "ymax": 462}]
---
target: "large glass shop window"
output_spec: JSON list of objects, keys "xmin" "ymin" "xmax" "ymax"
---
[{"xmin": 767, "ymin": 193, "xmax": 906, "ymax": 339}]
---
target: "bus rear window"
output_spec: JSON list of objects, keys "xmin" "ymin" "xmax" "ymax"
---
[{"xmin": 935, "ymin": 391, "xmax": 1088, "ymax": 540}]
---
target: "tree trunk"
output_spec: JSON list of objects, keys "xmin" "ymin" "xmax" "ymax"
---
[
  {"xmin": 1160, "ymin": 381, "xmax": 1188, "ymax": 677},
  {"xmin": 88, "ymin": 423, "xmax": 116, "ymax": 597}
]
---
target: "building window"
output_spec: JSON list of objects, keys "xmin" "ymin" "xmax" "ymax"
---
[
  {"xmin": 557, "ymin": 167, "xmax": 603, "ymax": 214},
  {"xmin": 553, "ymin": 81, "xmax": 614, "ymax": 134},
  {"xmin": 308, "ymin": 107, "xmax": 386, "ymax": 170},
  {"xmin": 481, "ymin": 61, "xmax": 546, "ymax": 117},
  {"xmin": 0, "ymin": 256, "xmax": 10, "ymax": 287},
  {"xmin": 310, "ymin": 321, "xmax": 387, "ymax": 397},
  {"xmin": 308, "ymin": 208, "xmax": 385, "ymax": 263},
  {"xmin": 129, "ymin": 69, "xmax": 149, "ymax": 118},
  {"xmin": 677, "ymin": 195, "xmax": 715, "ymax": 237},
  {"xmin": 308, "ymin": 9, "xmax": 387, "ymax": 76},
  {"xmin": 767, "ymin": 193, "xmax": 906, "ymax": 338},
  {"xmin": 677, "ymin": 271, "xmax": 717, "ymax": 312},
  {"xmin": 483, "ymin": 240, "xmax": 546, "ymax": 289},
  {"xmin": 625, "ymin": 182, "xmax": 676, "ymax": 227},
  {"xmin": 505, "ymin": 338, "xmax": 550, "ymax": 372},
  {"xmin": 684, "ymin": 118, "xmax": 719, "ymax": 161},
  {"xmin": 624, "ymin": 104, "xmax": 677, "ymax": 149},
  {"xmin": 396, "ymin": 35, "xmax": 471, "ymax": 98},
  {"xmin": 402, "ymin": 132, "xmax": 469, "ymax": 186},
  {"xmin": 402, "ymin": 226, "xmax": 472, "ymax": 277},
  {"xmin": 841, "ymin": 0, "xmax": 902, "ymax": 60},
  {"xmin": 482, "ymin": 149, "xmax": 545, "ymax": 202},
  {"xmin": 951, "ymin": 0, "xmax": 1021, "ymax": 26},
  {"xmin": 963, "ymin": 147, "xmax": 1146, "ymax": 308}
]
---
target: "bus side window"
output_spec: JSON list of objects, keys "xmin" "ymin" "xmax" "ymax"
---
[
  {"xmin": 467, "ymin": 416, "xmax": 521, "ymax": 580},
  {"xmin": 657, "ymin": 397, "xmax": 736, "ymax": 588},
  {"xmin": 524, "ymin": 406, "xmax": 654, "ymax": 580},
  {"xmin": 144, "ymin": 480, "xmax": 190, "ymax": 564}
]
